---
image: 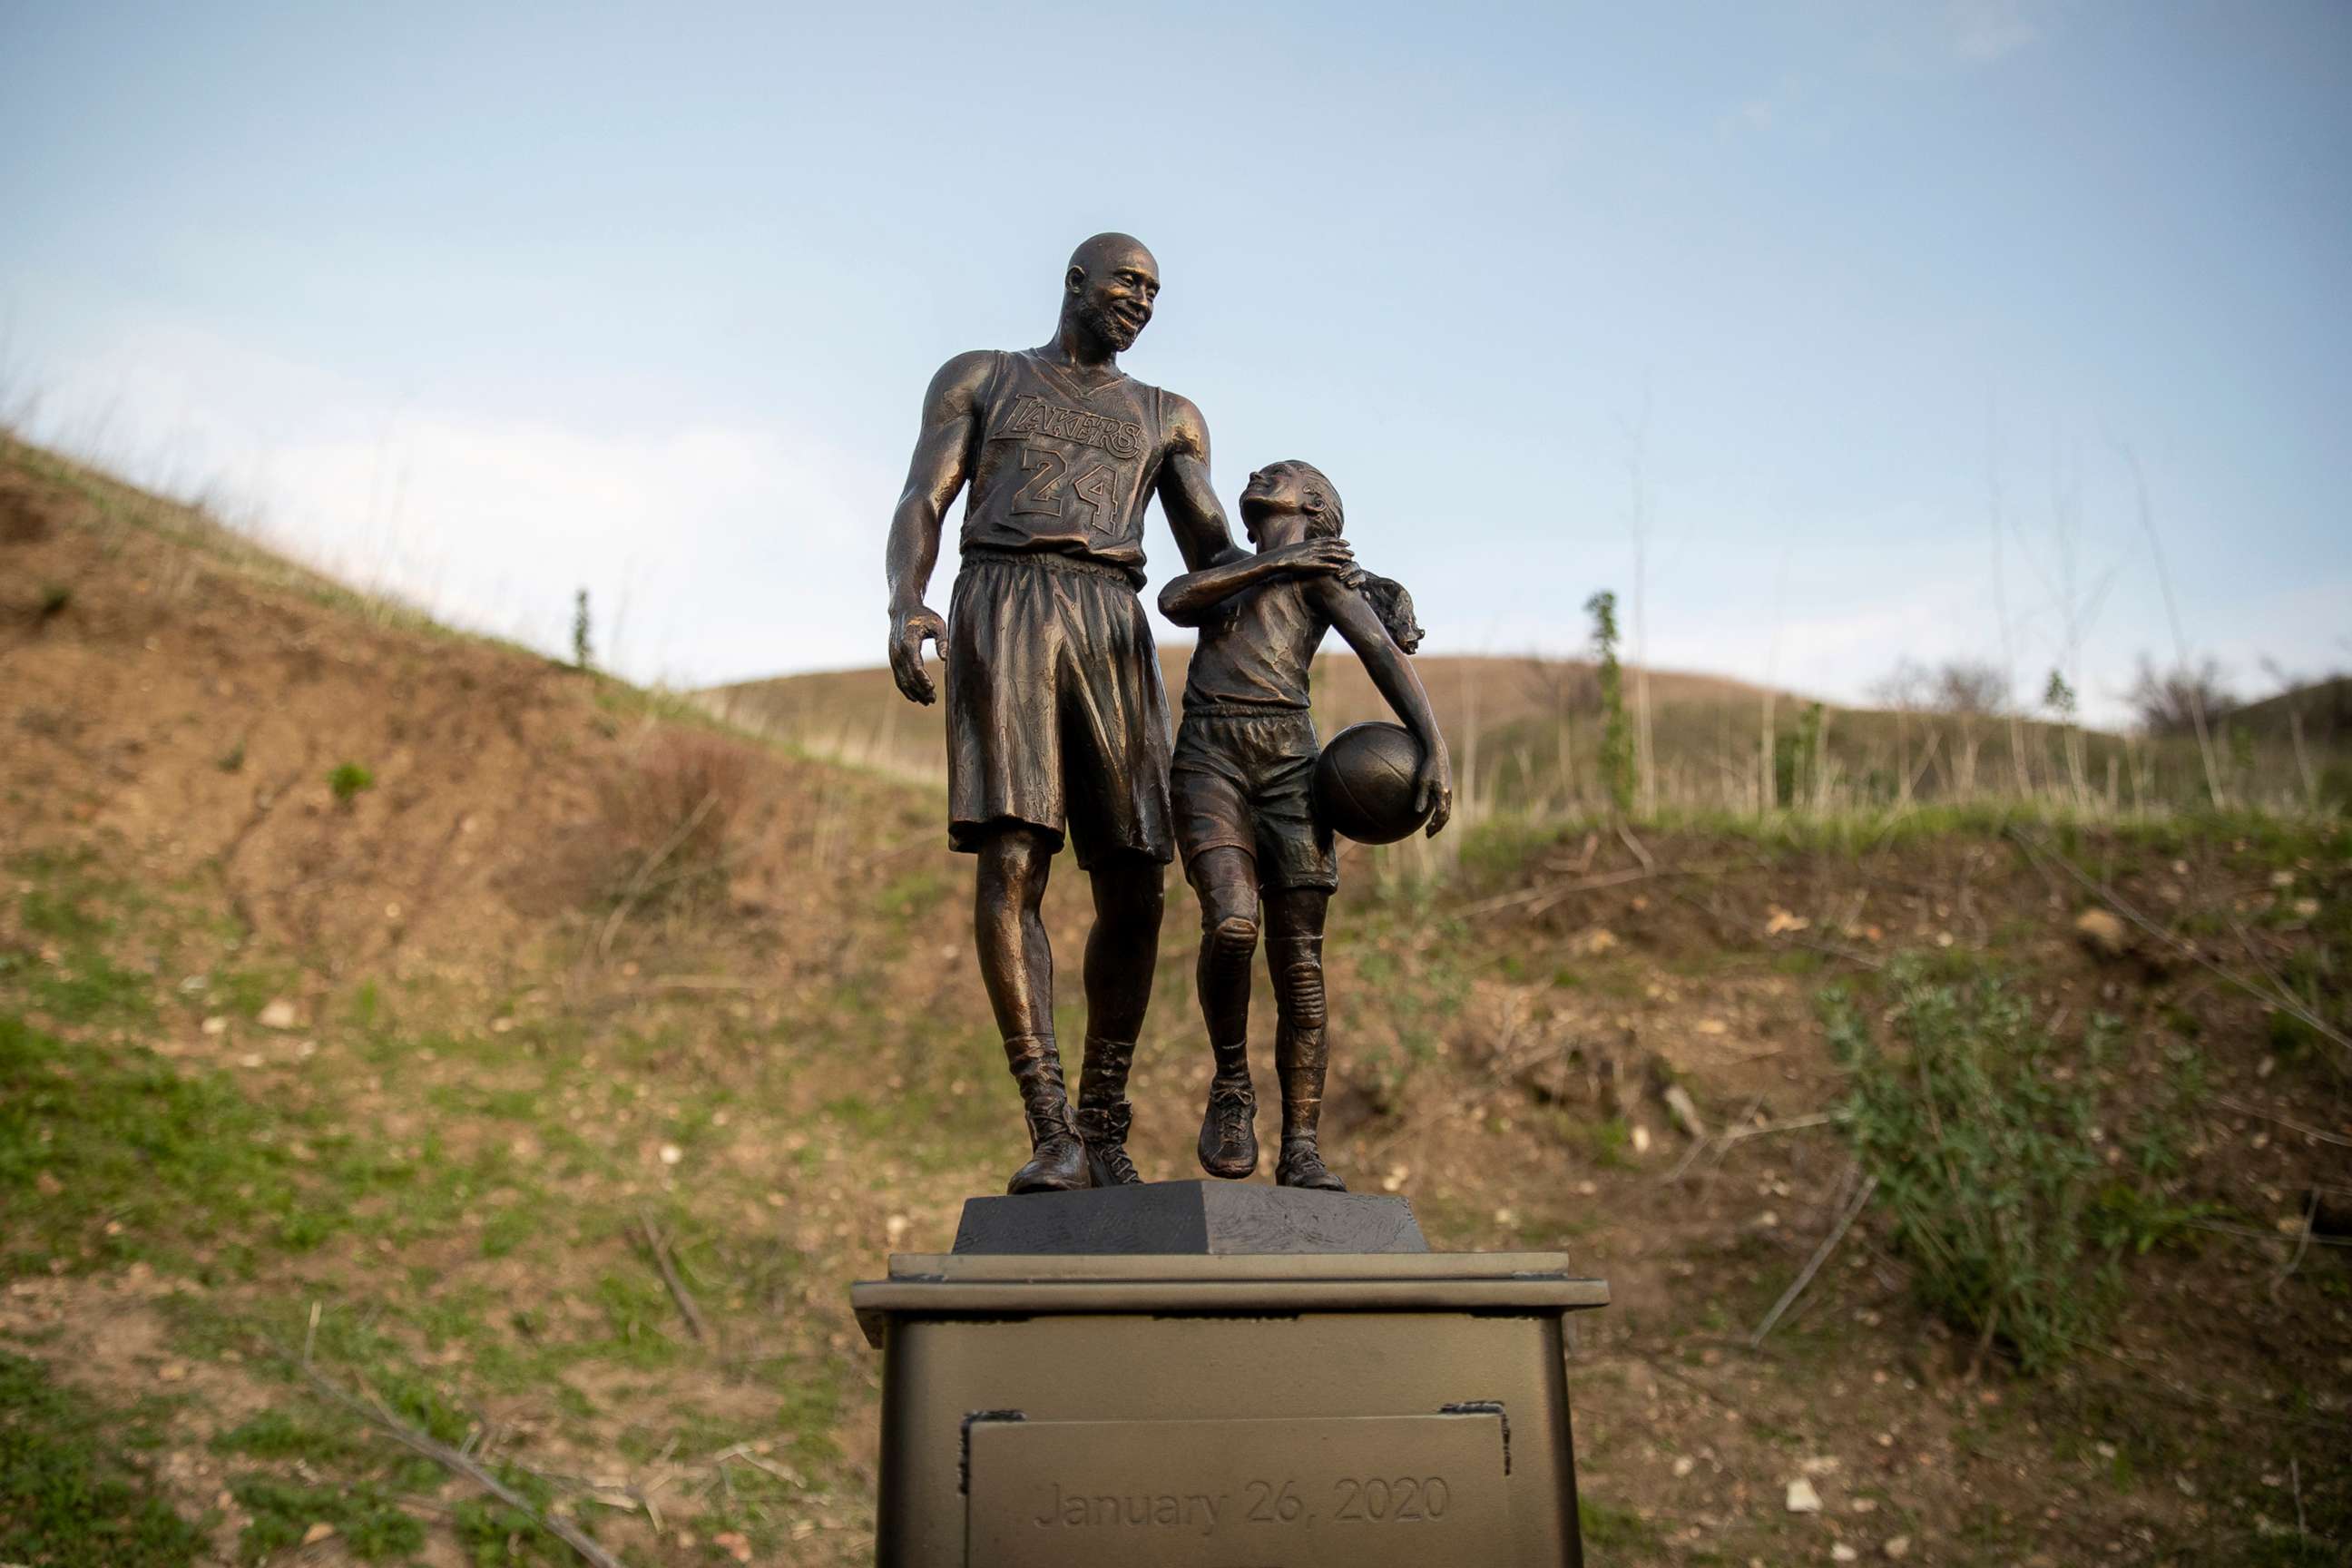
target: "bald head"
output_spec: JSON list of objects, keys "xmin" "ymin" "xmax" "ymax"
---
[
  {"xmin": 1070, "ymin": 232, "xmax": 1157, "ymax": 280},
  {"xmin": 1062, "ymin": 233, "xmax": 1160, "ymax": 354}
]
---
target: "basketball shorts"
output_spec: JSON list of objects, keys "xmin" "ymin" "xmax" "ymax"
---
[
  {"xmin": 1171, "ymin": 707, "xmax": 1338, "ymax": 893},
  {"xmin": 945, "ymin": 549, "xmax": 1174, "ymax": 869}
]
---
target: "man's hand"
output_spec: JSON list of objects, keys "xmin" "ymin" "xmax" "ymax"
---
[
  {"xmin": 1415, "ymin": 746, "xmax": 1454, "ymax": 838},
  {"xmin": 1261, "ymin": 538, "xmax": 1356, "ymax": 578},
  {"xmin": 888, "ymin": 603, "xmax": 948, "ymax": 705}
]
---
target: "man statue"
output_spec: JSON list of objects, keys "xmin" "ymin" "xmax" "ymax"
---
[{"xmin": 884, "ymin": 233, "xmax": 1241, "ymax": 1194}]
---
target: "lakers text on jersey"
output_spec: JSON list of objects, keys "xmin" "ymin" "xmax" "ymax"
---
[{"xmin": 959, "ymin": 350, "xmax": 1167, "ymax": 575}]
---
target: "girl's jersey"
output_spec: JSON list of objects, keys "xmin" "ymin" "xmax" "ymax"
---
[
  {"xmin": 959, "ymin": 349, "xmax": 1168, "ymax": 581},
  {"xmin": 1182, "ymin": 574, "xmax": 1329, "ymax": 711}
]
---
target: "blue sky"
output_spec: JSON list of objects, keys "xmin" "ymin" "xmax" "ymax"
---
[{"xmin": 4, "ymin": 0, "xmax": 2347, "ymax": 721}]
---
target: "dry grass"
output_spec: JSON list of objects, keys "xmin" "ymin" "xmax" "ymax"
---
[
  {"xmin": 711, "ymin": 653, "xmax": 2347, "ymax": 828},
  {"xmin": 596, "ymin": 730, "xmax": 760, "ymax": 883}
]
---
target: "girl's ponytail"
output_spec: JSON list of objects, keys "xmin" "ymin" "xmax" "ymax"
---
[{"xmin": 1355, "ymin": 572, "xmax": 1424, "ymax": 654}]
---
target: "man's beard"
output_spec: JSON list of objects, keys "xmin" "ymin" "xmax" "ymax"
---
[{"xmin": 1078, "ymin": 296, "xmax": 1142, "ymax": 352}]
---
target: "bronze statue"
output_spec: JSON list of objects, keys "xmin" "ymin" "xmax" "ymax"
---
[
  {"xmin": 862, "ymin": 257, "xmax": 1601, "ymax": 1568},
  {"xmin": 885, "ymin": 234, "xmax": 1241, "ymax": 1193},
  {"xmin": 1159, "ymin": 463, "xmax": 1451, "ymax": 1191}
]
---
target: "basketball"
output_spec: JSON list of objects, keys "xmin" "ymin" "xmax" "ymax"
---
[{"xmin": 1313, "ymin": 721, "xmax": 1431, "ymax": 845}]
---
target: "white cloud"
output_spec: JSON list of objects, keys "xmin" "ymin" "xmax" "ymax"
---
[
  {"xmin": 1945, "ymin": 0, "xmax": 2043, "ymax": 64},
  {"xmin": 19, "ymin": 314, "xmax": 895, "ymax": 688}
]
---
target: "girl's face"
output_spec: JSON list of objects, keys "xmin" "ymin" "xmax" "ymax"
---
[{"xmin": 1240, "ymin": 463, "xmax": 1316, "ymax": 549}]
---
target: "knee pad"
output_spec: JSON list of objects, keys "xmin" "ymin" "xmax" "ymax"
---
[
  {"xmin": 1272, "ymin": 941, "xmax": 1327, "ymax": 1028},
  {"xmin": 1210, "ymin": 912, "xmax": 1259, "ymax": 961}
]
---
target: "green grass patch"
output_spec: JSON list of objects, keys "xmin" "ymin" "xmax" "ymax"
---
[
  {"xmin": 206, "ymin": 959, "xmax": 302, "ymax": 1022},
  {"xmin": 19, "ymin": 886, "xmax": 109, "ymax": 944},
  {"xmin": 0, "ymin": 1014, "xmax": 326, "ymax": 1276},
  {"xmin": 214, "ymin": 1408, "xmax": 375, "ymax": 1466},
  {"xmin": 877, "ymin": 866, "xmax": 948, "ymax": 924},
  {"xmin": 231, "ymin": 1475, "xmax": 426, "ymax": 1563},
  {"xmin": 1575, "ymin": 1494, "xmax": 1660, "ymax": 1548},
  {"xmin": 769, "ymin": 1350, "xmax": 854, "ymax": 1465},
  {"xmin": 451, "ymin": 1460, "xmax": 573, "ymax": 1565},
  {"xmin": 589, "ymin": 1267, "xmax": 690, "ymax": 1370},
  {"xmin": 5, "ymin": 854, "xmax": 158, "ymax": 1027},
  {"xmin": 10, "ymin": 947, "xmax": 154, "ymax": 1026},
  {"xmin": 1451, "ymin": 805, "xmax": 2351, "ymax": 894},
  {"xmin": 1561, "ymin": 1112, "xmax": 1632, "ymax": 1168},
  {"xmin": 0, "ymin": 1348, "xmax": 211, "ymax": 1567}
]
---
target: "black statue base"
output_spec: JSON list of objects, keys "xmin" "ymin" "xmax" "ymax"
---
[
  {"xmin": 852, "ymin": 1182, "xmax": 1608, "ymax": 1567},
  {"xmin": 952, "ymin": 1177, "xmax": 1429, "ymax": 1256}
]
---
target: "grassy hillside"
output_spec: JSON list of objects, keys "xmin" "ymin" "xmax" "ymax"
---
[
  {"xmin": 708, "ymin": 652, "xmax": 2347, "ymax": 820},
  {"xmin": 700, "ymin": 652, "xmax": 1770, "ymax": 794},
  {"xmin": 4, "ymin": 433, "xmax": 2348, "ymax": 1566}
]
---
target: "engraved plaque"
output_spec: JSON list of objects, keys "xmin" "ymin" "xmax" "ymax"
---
[{"xmin": 965, "ymin": 1412, "xmax": 1510, "ymax": 1567}]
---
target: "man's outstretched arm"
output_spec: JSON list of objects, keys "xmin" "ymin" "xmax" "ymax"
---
[
  {"xmin": 885, "ymin": 350, "xmax": 994, "ymax": 704},
  {"xmin": 1153, "ymin": 392, "xmax": 1247, "ymax": 573},
  {"xmin": 1311, "ymin": 578, "xmax": 1455, "ymax": 835}
]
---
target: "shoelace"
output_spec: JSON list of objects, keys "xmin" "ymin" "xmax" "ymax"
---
[
  {"xmin": 1080, "ymin": 1108, "xmax": 1138, "ymax": 1181},
  {"xmin": 1209, "ymin": 1086, "xmax": 1255, "ymax": 1148}
]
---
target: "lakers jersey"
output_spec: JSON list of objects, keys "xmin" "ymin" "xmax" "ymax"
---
[{"xmin": 960, "ymin": 349, "xmax": 1167, "ymax": 580}]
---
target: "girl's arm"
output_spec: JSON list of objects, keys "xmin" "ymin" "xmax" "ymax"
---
[
  {"xmin": 1310, "ymin": 579, "xmax": 1453, "ymax": 834},
  {"xmin": 1158, "ymin": 537, "xmax": 1355, "ymax": 626}
]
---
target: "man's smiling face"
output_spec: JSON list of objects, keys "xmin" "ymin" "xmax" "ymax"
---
[{"xmin": 1070, "ymin": 243, "xmax": 1159, "ymax": 351}]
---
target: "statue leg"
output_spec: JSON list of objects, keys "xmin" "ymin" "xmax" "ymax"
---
[
  {"xmin": 1073, "ymin": 848, "xmax": 1163, "ymax": 1186},
  {"xmin": 973, "ymin": 824, "xmax": 1087, "ymax": 1193},
  {"xmin": 1266, "ymin": 887, "xmax": 1344, "ymax": 1191},
  {"xmin": 1189, "ymin": 846, "xmax": 1262, "ymax": 1179}
]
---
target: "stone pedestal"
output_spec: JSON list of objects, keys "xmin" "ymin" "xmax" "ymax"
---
[{"xmin": 850, "ymin": 1181, "xmax": 1608, "ymax": 1566}]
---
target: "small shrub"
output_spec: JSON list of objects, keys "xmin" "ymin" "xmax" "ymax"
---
[
  {"xmin": 328, "ymin": 762, "xmax": 375, "ymax": 803},
  {"xmin": 593, "ymin": 732, "xmax": 755, "ymax": 897},
  {"xmin": 37, "ymin": 583, "xmax": 70, "ymax": 620},
  {"xmin": 1584, "ymin": 591, "xmax": 1633, "ymax": 816},
  {"xmin": 1795, "ymin": 701, "xmax": 1826, "ymax": 808},
  {"xmin": 1772, "ymin": 726, "xmax": 1802, "ymax": 808},
  {"xmin": 2129, "ymin": 653, "xmax": 2237, "ymax": 734},
  {"xmin": 571, "ymin": 586, "xmax": 593, "ymax": 671},
  {"xmin": 1825, "ymin": 960, "xmax": 2110, "ymax": 1373},
  {"xmin": 1573, "ymin": 1115, "xmax": 1632, "ymax": 1169}
]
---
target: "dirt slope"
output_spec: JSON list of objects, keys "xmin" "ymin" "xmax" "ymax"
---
[{"xmin": 1, "ymin": 446, "xmax": 901, "ymax": 979}]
